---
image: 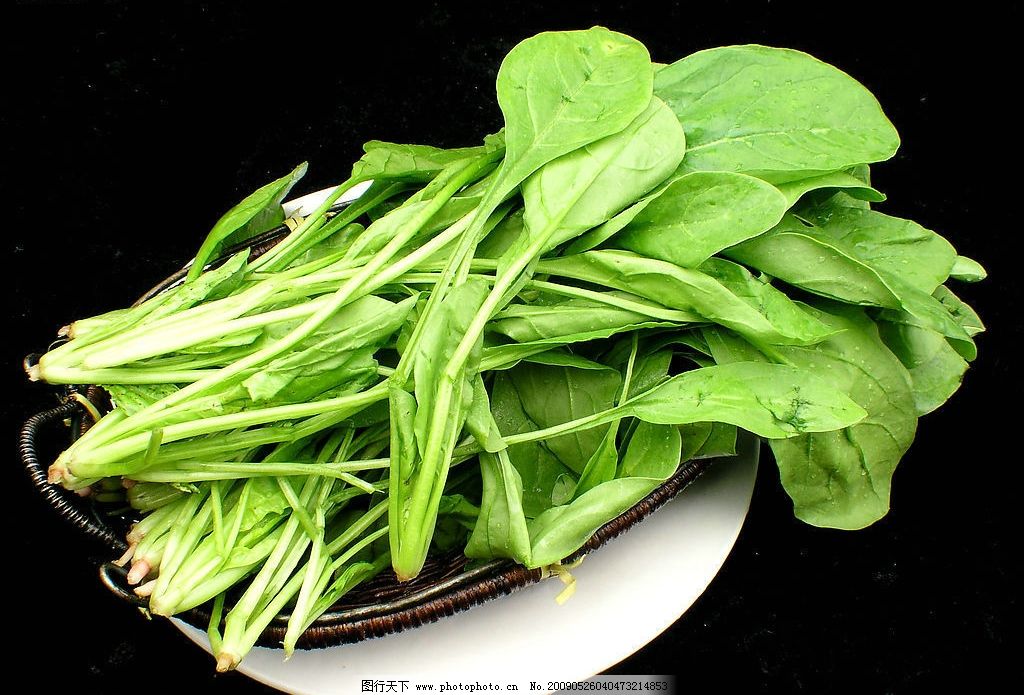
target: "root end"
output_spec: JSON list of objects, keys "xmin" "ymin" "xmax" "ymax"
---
[{"xmin": 216, "ymin": 653, "xmax": 240, "ymax": 673}]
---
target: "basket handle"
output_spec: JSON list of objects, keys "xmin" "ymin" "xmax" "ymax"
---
[
  {"xmin": 98, "ymin": 563, "xmax": 148, "ymax": 607},
  {"xmin": 19, "ymin": 394, "xmax": 127, "ymax": 553}
]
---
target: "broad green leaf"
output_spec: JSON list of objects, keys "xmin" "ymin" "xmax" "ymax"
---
[
  {"xmin": 526, "ymin": 420, "xmax": 682, "ymax": 568},
  {"xmin": 243, "ymin": 295, "xmax": 414, "ymax": 402},
  {"xmin": 489, "ymin": 371, "xmax": 576, "ymax": 518},
  {"xmin": 726, "ymin": 210, "xmax": 973, "ymax": 353},
  {"xmin": 490, "ymin": 293, "xmax": 690, "ymax": 343},
  {"xmin": 932, "ymin": 285, "xmax": 985, "ymax": 337},
  {"xmin": 692, "ymin": 422, "xmax": 738, "ymax": 459},
  {"xmin": 797, "ymin": 204, "xmax": 956, "ymax": 295},
  {"xmin": 701, "ymin": 326, "xmax": 767, "ymax": 363},
  {"xmin": 412, "ymin": 279, "xmax": 490, "ymax": 455},
  {"xmin": 240, "ymin": 477, "xmax": 291, "ymax": 529},
  {"xmin": 564, "ymin": 181, "xmax": 666, "ymax": 255},
  {"xmin": 775, "ymin": 170, "xmax": 885, "ymax": 207},
  {"xmin": 432, "ymin": 495, "xmax": 481, "ymax": 553},
  {"xmin": 495, "ymin": 27, "xmax": 655, "ymax": 195},
  {"xmin": 538, "ymin": 250, "xmax": 835, "ymax": 346},
  {"xmin": 706, "ymin": 305, "xmax": 917, "ymax": 530},
  {"xmin": 104, "ymin": 384, "xmax": 180, "ymax": 417},
  {"xmin": 676, "ymin": 422, "xmax": 714, "ymax": 463},
  {"xmin": 477, "ymin": 209, "xmax": 526, "ymax": 259},
  {"xmin": 255, "ymin": 348, "xmax": 378, "ymax": 405},
  {"xmin": 949, "ymin": 255, "xmax": 988, "ymax": 283},
  {"xmin": 573, "ymin": 425, "xmax": 619, "ymax": 498},
  {"xmin": 464, "ymin": 450, "xmax": 532, "ymax": 564},
  {"xmin": 626, "ymin": 348, "xmax": 673, "ymax": 398},
  {"xmin": 520, "ymin": 96, "xmax": 685, "ymax": 253},
  {"xmin": 614, "ymin": 171, "xmax": 787, "ymax": 267},
  {"xmin": 723, "ymin": 216, "xmax": 902, "ymax": 308},
  {"xmin": 655, "ymin": 45, "xmax": 899, "ymax": 181},
  {"xmin": 624, "ymin": 362, "xmax": 866, "ymax": 437},
  {"xmin": 520, "ymin": 349, "xmax": 615, "ymax": 372},
  {"xmin": 187, "ymin": 163, "xmax": 306, "ymax": 282},
  {"xmin": 878, "ymin": 321, "xmax": 968, "ymax": 415},
  {"xmin": 351, "ymin": 140, "xmax": 492, "ymax": 183},
  {"xmin": 528, "ymin": 476, "xmax": 662, "ymax": 567},
  {"xmin": 507, "ymin": 361, "xmax": 621, "ymax": 474},
  {"xmin": 482, "ymin": 320, "xmax": 675, "ymax": 372},
  {"xmin": 618, "ymin": 421, "xmax": 682, "ymax": 478}
]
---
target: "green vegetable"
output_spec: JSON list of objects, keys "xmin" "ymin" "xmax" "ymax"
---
[{"xmin": 26, "ymin": 27, "xmax": 984, "ymax": 672}]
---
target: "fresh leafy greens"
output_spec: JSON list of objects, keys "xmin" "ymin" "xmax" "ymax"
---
[{"xmin": 27, "ymin": 26, "xmax": 983, "ymax": 672}]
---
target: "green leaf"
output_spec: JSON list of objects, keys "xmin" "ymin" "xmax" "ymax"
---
[
  {"xmin": 239, "ymin": 477, "xmax": 290, "ymax": 529},
  {"xmin": 723, "ymin": 216, "xmax": 903, "ymax": 308},
  {"xmin": 655, "ymin": 45, "xmax": 899, "ymax": 181},
  {"xmin": 626, "ymin": 348, "xmax": 673, "ymax": 398},
  {"xmin": 464, "ymin": 450, "xmax": 532, "ymax": 564},
  {"xmin": 538, "ymin": 251, "xmax": 836, "ymax": 346},
  {"xmin": 726, "ymin": 209, "xmax": 974, "ymax": 354},
  {"xmin": 949, "ymin": 255, "xmax": 988, "ymax": 283},
  {"xmin": 491, "ymin": 295, "xmax": 672, "ymax": 343},
  {"xmin": 495, "ymin": 27, "xmax": 655, "ymax": 196},
  {"xmin": 520, "ymin": 96, "xmax": 685, "ymax": 254},
  {"xmin": 614, "ymin": 171, "xmax": 788, "ymax": 267},
  {"xmin": 351, "ymin": 140, "xmax": 493, "ymax": 183},
  {"xmin": 104, "ymin": 383, "xmax": 180, "ymax": 417},
  {"xmin": 692, "ymin": 423, "xmax": 738, "ymax": 459},
  {"xmin": 387, "ymin": 385, "xmax": 419, "ymax": 559},
  {"xmin": 489, "ymin": 371, "xmax": 577, "ymax": 518},
  {"xmin": 775, "ymin": 170, "xmax": 886, "ymax": 207},
  {"xmin": 618, "ymin": 421, "xmax": 682, "ymax": 479},
  {"xmin": 187, "ymin": 163, "xmax": 306, "ymax": 282},
  {"xmin": 482, "ymin": 319, "xmax": 674, "ymax": 372},
  {"xmin": 412, "ymin": 278, "xmax": 491, "ymax": 454},
  {"xmin": 933, "ymin": 285, "xmax": 985, "ymax": 339},
  {"xmin": 243, "ymin": 295, "xmax": 414, "ymax": 403},
  {"xmin": 146, "ymin": 251, "xmax": 250, "ymax": 327},
  {"xmin": 797, "ymin": 203, "xmax": 956, "ymax": 295},
  {"xmin": 432, "ymin": 495, "xmax": 481, "ymax": 552},
  {"xmin": 625, "ymin": 362, "xmax": 867, "ymax": 438},
  {"xmin": 527, "ymin": 476, "xmax": 665, "ymax": 568},
  {"xmin": 707, "ymin": 305, "xmax": 918, "ymax": 530},
  {"xmin": 520, "ymin": 349, "xmax": 615, "ymax": 372},
  {"xmin": 506, "ymin": 361, "xmax": 621, "ymax": 474},
  {"xmin": 878, "ymin": 321, "xmax": 968, "ymax": 415},
  {"xmin": 573, "ymin": 425, "xmax": 620, "ymax": 497},
  {"xmin": 465, "ymin": 374, "xmax": 505, "ymax": 453}
]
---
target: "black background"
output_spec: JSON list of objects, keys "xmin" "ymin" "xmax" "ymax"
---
[{"xmin": 4, "ymin": 2, "xmax": 1019, "ymax": 692}]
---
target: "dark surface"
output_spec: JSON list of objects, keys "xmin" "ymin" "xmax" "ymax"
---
[{"xmin": 3, "ymin": 2, "xmax": 1018, "ymax": 692}]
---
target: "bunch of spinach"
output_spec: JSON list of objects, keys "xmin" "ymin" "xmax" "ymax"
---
[{"xmin": 28, "ymin": 27, "xmax": 984, "ymax": 670}]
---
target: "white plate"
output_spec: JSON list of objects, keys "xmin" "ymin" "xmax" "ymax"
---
[{"xmin": 174, "ymin": 435, "xmax": 758, "ymax": 693}]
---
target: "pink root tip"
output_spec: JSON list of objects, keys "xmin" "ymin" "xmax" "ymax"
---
[{"xmin": 127, "ymin": 560, "xmax": 151, "ymax": 585}]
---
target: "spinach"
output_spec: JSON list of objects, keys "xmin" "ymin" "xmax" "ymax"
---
[
  {"xmin": 187, "ymin": 164, "xmax": 306, "ymax": 283},
  {"xmin": 613, "ymin": 171, "xmax": 788, "ymax": 267},
  {"xmin": 706, "ymin": 303, "xmax": 918, "ymax": 529},
  {"xmin": 28, "ymin": 28, "xmax": 986, "ymax": 669},
  {"xmin": 538, "ymin": 251, "xmax": 836, "ymax": 346},
  {"xmin": 654, "ymin": 45, "xmax": 900, "ymax": 181}
]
